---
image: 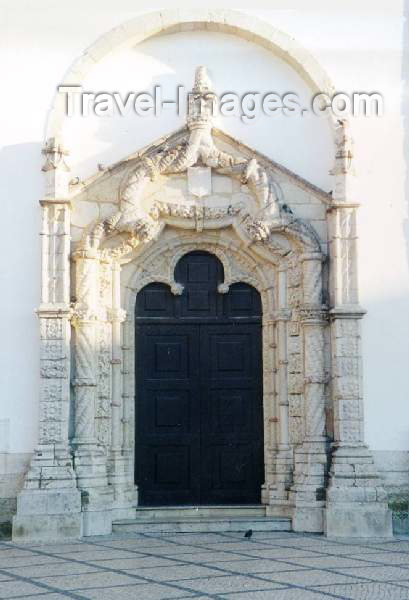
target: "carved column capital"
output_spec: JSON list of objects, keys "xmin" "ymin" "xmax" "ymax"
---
[
  {"xmin": 299, "ymin": 305, "xmax": 329, "ymax": 324},
  {"xmin": 70, "ymin": 302, "xmax": 101, "ymax": 325},
  {"xmin": 72, "ymin": 247, "xmax": 100, "ymax": 262}
]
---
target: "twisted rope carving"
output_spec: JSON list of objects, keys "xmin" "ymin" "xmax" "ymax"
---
[
  {"xmin": 304, "ymin": 325, "xmax": 326, "ymax": 439},
  {"xmin": 74, "ymin": 325, "xmax": 96, "ymax": 381},
  {"xmin": 74, "ymin": 386, "xmax": 95, "ymax": 441}
]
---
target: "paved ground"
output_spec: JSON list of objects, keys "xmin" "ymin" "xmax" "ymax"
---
[{"xmin": 2, "ymin": 531, "xmax": 409, "ymax": 599}]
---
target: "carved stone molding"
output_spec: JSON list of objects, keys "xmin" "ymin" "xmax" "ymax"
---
[
  {"xmin": 299, "ymin": 306, "xmax": 329, "ymax": 324},
  {"xmin": 17, "ymin": 60, "xmax": 391, "ymax": 544},
  {"xmin": 80, "ymin": 68, "xmax": 321, "ymax": 258},
  {"xmin": 41, "ymin": 138, "xmax": 70, "ymax": 173}
]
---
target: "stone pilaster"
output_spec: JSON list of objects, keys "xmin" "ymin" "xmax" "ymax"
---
[
  {"xmin": 267, "ymin": 265, "xmax": 294, "ymax": 516},
  {"xmin": 291, "ymin": 253, "xmax": 328, "ymax": 533},
  {"xmin": 13, "ymin": 140, "xmax": 82, "ymax": 542},
  {"xmin": 121, "ymin": 315, "xmax": 137, "ymax": 504},
  {"xmin": 325, "ymin": 120, "xmax": 392, "ymax": 539},
  {"xmin": 71, "ymin": 249, "xmax": 113, "ymax": 536},
  {"xmin": 261, "ymin": 315, "xmax": 276, "ymax": 505},
  {"xmin": 107, "ymin": 261, "xmax": 135, "ymax": 519}
]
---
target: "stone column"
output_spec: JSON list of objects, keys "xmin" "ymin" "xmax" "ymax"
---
[
  {"xmin": 121, "ymin": 312, "xmax": 139, "ymax": 504},
  {"xmin": 267, "ymin": 264, "xmax": 294, "ymax": 516},
  {"xmin": 325, "ymin": 120, "xmax": 392, "ymax": 538},
  {"xmin": 291, "ymin": 252, "xmax": 328, "ymax": 533},
  {"xmin": 71, "ymin": 249, "xmax": 113, "ymax": 536},
  {"xmin": 107, "ymin": 260, "xmax": 135, "ymax": 519},
  {"xmin": 13, "ymin": 139, "xmax": 82, "ymax": 542},
  {"xmin": 261, "ymin": 314, "xmax": 276, "ymax": 505}
]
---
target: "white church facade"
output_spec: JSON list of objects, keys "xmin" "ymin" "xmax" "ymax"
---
[{"xmin": 1, "ymin": 6, "xmax": 408, "ymax": 542}]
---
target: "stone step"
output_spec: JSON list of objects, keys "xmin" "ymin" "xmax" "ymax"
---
[
  {"xmin": 133, "ymin": 505, "xmax": 266, "ymax": 520},
  {"xmin": 112, "ymin": 516, "xmax": 292, "ymax": 534}
]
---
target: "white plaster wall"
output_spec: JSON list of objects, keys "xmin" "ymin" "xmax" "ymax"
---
[
  {"xmin": 0, "ymin": 1, "xmax": 408, "ymax": 457},
  {"xmin": 62, "ymin": 31, "xmax": 332, "ymax": 187}
]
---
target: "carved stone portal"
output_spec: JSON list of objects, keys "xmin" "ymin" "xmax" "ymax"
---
[{"xmin": 12, "ymin": 68, "xmax": 392, "ymax": 542}]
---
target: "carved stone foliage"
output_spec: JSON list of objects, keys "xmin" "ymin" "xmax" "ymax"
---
[
  {"xmin": 126, "ymin": 234, "xmax": 274, "ymax": 300},
  {"xmin": 286, "ymin": 287, "xmax": 304, "ymax": 446},
  {"xmin": 152, "ymin": 200, "xmax": 244, "ymax": 221},
  {"xmin": 96, "ymin": 322, "xmax": 112, "ymax": 448},
  {"xmin": 40, "ymin": 318, "xmax": 63, "ymax": 340},
  {"xmin": 65, "ymin": 68, "xmax": 332, "ymax": 534},
  {"xmin": 80, "ymin": 67, "xmax": 321, "ymax": 259},
  {"xmin": 40, "ymin": 325, "xmax": 68, "ymax": 380},
  {"xmin": 37, "ymin": 310, "xmax": 71, "ymax": 450},
  {"xmin": 39, "ymin": 379, "xmax": 65, "ymax": 444}
]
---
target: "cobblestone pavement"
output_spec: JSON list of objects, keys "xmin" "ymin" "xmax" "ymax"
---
[{"xmin": 2, "ymin": 531, "xmax": 409, "ymax": 599}]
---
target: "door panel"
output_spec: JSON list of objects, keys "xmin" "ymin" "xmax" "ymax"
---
[
  {"xmin": 175, "ymin": 250, "xmax": 223, "ymax": 319},
  {"xmin": 135, "ymin": 251, "xmax": 263, "ymax": 506},
  {"xmin": 200, "ymin": 325, "xmax": 263, "ymax": 504},
  {"xmin": 135, "ymin": 325, "xmax": 201, "ymax": 505}
]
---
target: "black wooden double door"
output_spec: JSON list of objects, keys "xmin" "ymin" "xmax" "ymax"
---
[{"xmin": 135, "ymin": 251, "xmax": 263, "ymax": 506}]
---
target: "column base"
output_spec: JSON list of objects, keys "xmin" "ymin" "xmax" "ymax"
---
[
  {"xmin": 290, "ymin": 440, "xmax": 328, "ymax": 533},
  {"xmin": 13, "ymin": 513, "xmax": 82, "ymax": 543},
  {"xmin": 82, "ymin": 509, "xmax": 112, "ymax": 537},
  {"xmin": 266, "ymin": 445, "xmax": 294, "ymax": 517},
  {"xmin": 325, "ymin": 503, "xmax": 392, "ymax": 539},
  {"xmin": 293, "ymin": 503, "xmax": 324, "ymax": 533},
  {"xmin": 325, "ymin": 443, "xmax": 393, "ymax": 539},
  {"xmin": 12, "ymin": 488, "xmax": 82, "ymax": 542},
  {"xmin": 111, "ymin": 506, "xmax": 136, "ymax": 521},
  {"xmin": 108, "ymin": 451, "xmax": 136, "ymax": 521}
]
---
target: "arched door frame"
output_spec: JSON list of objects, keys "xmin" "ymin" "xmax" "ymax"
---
[
  {"xmin": 118, "ymin": 228, "xmax": 328, "ymax": 525},
  {"xmin": 12, "ymin": 9, "xmax": 393, "ymax": 545}
]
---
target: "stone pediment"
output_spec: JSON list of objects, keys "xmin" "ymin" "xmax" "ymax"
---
[
  {"xmin": 71, "ymin": 126, "xmax": 330, "ymax": 207},
  {"xmin": 69, "ymin": 67, "xmax": 327, "ymax": 257}
]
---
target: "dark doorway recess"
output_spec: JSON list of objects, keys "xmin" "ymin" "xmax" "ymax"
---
[{"xmin": 135, "ymin": 251, "xmax": 264, "ymax": 505}]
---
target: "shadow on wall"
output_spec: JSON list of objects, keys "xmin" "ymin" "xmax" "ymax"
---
[
  {"xmin": 362, "ymin": 290, "xmax": 409, "ymax": 533},
  {"xmin": 70, "ymin": 72, "xmax": 184, "ymax": 179},
  {"xmin": 403, "ymin": 1, "xmax": 409, "ymax": 262},
  {"xmin": 0, "ymin": 142, "xmax": 43, "ymax": 526},
  {"xmin": 0, "ymin": 142, "xmax": 43, "ymax": 464},
  {"xmin": 64, "ymin": 31, "xmax": 332, "ymax": 189},
  {"xmin": 363, "ymin": 292, "xmax": 409, "ymax": 452}
]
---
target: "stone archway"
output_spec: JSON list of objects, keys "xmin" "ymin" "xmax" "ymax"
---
[
  {"xmin": 66, "ymin": 205, "xmax": 329, "ymax": 533},
  {"xmin": 12, "ymin": 38, "xmax": 392, "ymax": 540},
  {"xmin": 46, "ymin": 9, "xmax": 336, "ymax": 143}
]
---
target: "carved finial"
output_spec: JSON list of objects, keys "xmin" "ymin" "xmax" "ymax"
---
[
  {"xmin": 41, "ymin": 137, "xmax": 69, "ymax": 172},
  {"xmin": 192, "ymin": 66, "xmax": 212, "ymax": 94},
  {"xmin": 329, "ymin": 119, "xmax": 356, "ymax": 203},
  {"xmin": 330, "ymin": 119, "xmax": 353, "ymax": 176},
  {"xmin": 187, "ymin": 66, "xmax": 216, "ymax": 130}
]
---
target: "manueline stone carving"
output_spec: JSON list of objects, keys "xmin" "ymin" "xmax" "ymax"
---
[
  {"xmin": 41, "ymin": 138, "xmax": 69, "ymax": 172},
  {"xmin": 82, "ymin": 67, "xmax": 320, "ymax": 256},
  {"xmin": 330, "ymin": 119, "xmax": 353, "ymax": 176},
  {"xmin": 15, "ymin": 45, "xmax": 391, "ymax": 544}
]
